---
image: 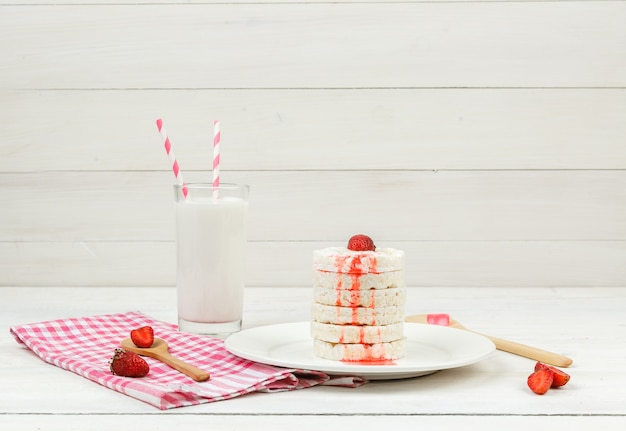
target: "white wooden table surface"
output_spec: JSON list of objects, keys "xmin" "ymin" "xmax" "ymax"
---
[{"xmin": 2, "ymin": 286, "xmax": 625, "ymax": 430}]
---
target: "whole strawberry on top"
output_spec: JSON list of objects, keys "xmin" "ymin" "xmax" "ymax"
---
[
  {"xmin": 347, "ymin": 234, "xmax": 376, "ymax": 251},
  {"xmin": 130, "ymin": 325, "xmax": 154, "ymax": 348},
  {"xmin": 110, "ymin": 349, "xmax": 149, "ymax": 377}
]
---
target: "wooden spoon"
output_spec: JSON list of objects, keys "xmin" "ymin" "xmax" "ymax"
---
[
  {"xmin": 121, "ymin": 337, "xmax": 210, "ymax": 382},
  {"xmin": 405, "ymin": 314, "xmax": 573, "ymax": 368}
]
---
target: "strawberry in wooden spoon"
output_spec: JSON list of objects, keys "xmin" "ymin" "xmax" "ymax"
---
[{"xmin": 130, "ymin": 326, "xmax": 154, "ymax": 348}]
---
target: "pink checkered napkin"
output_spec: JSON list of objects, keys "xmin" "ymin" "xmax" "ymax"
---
[{"xmin": 10, "ymin": 311, "xmax": 365, "ymax": 409}]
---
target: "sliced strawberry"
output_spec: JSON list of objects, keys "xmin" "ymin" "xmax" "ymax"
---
[
  {"xmin": 535, "ymin": 362, "xmax": 571, "ymax": 388},
  {"xmin": 527, "ymin": 369, "xmax": 553, "ymax": 395},
  {"xmin": 130, "ymin": 325, "xmax": 154, "ymax": 348},
  {"xmin": 426, "ymin": 313, "xmax": 451, "ymax": 326},
  {"xmin": 347, "ymin": 234, "xmax": 376, "ymax": 251},
  {"xmin": 110, "ymin": 349, "xmax": 149, "ymax": 377}
]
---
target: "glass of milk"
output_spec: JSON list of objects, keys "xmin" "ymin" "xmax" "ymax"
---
[{"xmin": 174, "ymin": 183, "xmax": 249, "ymax": 337}]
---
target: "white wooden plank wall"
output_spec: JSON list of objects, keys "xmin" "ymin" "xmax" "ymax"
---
[{"xmin": 1, "ymin": 0, "xmax": 625, "ymax": 288}]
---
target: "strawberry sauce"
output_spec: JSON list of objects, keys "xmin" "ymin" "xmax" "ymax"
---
[
  {"xmin": 333, "ymin": 253, "xmax": 379, "ymax": 325},
  {"xmin": 341, "ymin": 359, "xmax": 397, "ymax": 366},
  {"xmin": 340, "ymin": 343, "xmax": 396, "ymax": 365},
  {"xmin": 332, "ymin": 252, "xmax": 396, "ymax": 364}
]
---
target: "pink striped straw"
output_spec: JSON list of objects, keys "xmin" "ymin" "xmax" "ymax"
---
[
  {"xmin": 156, "ymin": 118, "xmax": 188, "ymax": 199},
  {"xmin": 212, "ymin": 120, "xmax": 221, "ymax": 199}
]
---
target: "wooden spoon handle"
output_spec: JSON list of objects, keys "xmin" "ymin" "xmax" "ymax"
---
[
  {"xmin": 157, "ymin": 353, "xmax": 210, "ymax": 382},
  {"xmin": 475, "ymin": 332, "xmax": 573, "ymax": 368}
]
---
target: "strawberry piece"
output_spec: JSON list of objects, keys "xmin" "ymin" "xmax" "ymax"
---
[
  {"xmin": 426, "ymin": 313, "xmax": 451, "ymax": 326},
  {"xmin": 535, "ymin": 362, "xmax": 571, "ymax": 388},
  {"xmin": 527, "ymin": 369, "xmax": 553, "ymax": 395},
  {"xmin": 347, "ymin": 234, "xmax": 376, "ymax": 251},
  {"xmin": 130, "ymin": 325, "xmax": 154, "ymax": 348},
  {"xmin": 110, "ymin": 349, "xmax": 149, "ymax": 377}
]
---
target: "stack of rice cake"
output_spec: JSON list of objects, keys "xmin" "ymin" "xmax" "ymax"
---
[{"xmin": 311, "ymin": 246, "xmax": 406, "ymax": 361}]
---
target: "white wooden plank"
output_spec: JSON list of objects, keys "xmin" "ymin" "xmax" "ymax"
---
[
  {"xmin": 0, "ymin": 170, "xmax": 620, "ymax": 241},
  {"xmin": 1, "ymin": 2, "xmax": 624, "ymax": 89},
  {"xmin": 0, "ymin": 0, "xmax": 547, "ymax": 4},
  {"xmin": 1, "ymin": 240, "xmax": 624, "ymax": 288},
  {"xmin": 1, "ymin": 171, "xmax": 624, "ymax": 242},
  {"xmin": 3, "ymin": 415, "xmax": 626, "ymax": 431},
  {"xmin": 1, "ymin": 287, "xmax": 626, "ymax": 418},
  {"xmin": 2, "ymin": 88, "xmax": 625, "ymax": 171}
]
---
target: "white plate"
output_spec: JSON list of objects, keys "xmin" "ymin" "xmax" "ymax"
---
[{"xmin": 225, "ymin": 321, "xmax": 495, "ymax": 380}]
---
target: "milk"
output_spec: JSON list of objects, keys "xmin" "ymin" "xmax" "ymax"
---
[{"xmin": 175, "ymin": 184, "xmax": 249, "ymax": 336}]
